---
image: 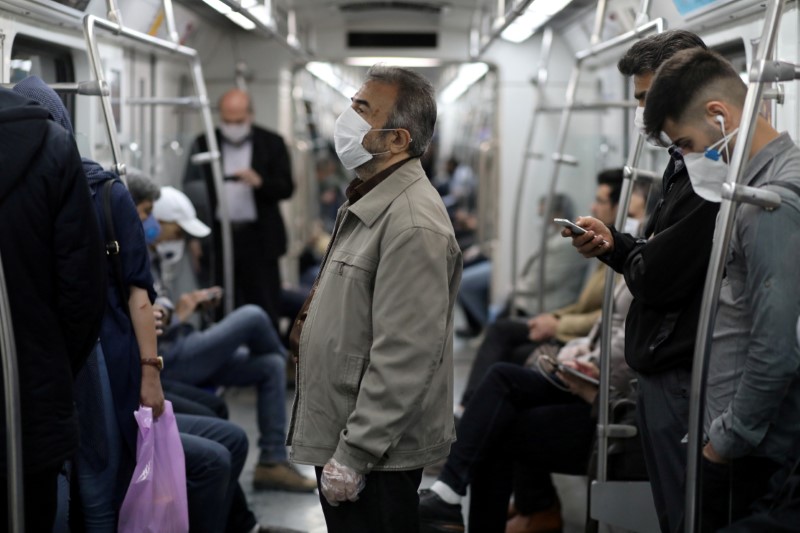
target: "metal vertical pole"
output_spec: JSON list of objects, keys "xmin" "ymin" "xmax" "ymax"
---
[
  {"xmin": 82, "ymin": 16, "xmax": 126, "ymax": 179},
  {"xmin": 596, "ymin": 133, "xmax": 644, "ymax": 483},
  {"xmin": 162, "ymin": 0, "xmax": 180, "ymax": 44},
  {"xmin": 685, "ymin": 1, "xmax": 785, "ymax": 531},
  {"xmin": 191, "ymin": 57, "xmax": 235, "ymax": 315},
  {"xmin": 509, "ymin": 27, "xmax": 553, "ymax": 315},
  {"xmin": 0, "ymin": 251, "xmax": 24, "ymax": 533}
]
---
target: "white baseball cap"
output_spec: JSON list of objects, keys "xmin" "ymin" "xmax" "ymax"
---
[{"xmin": 153, "ymin": 186, "xmax": 211, "ymax": 238}]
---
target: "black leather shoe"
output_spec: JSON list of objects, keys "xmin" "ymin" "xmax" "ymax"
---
[
  {"xmin": 419, "ymin": 488, "xmax": 465, "ymax": 533},
  {"xmin": 455, "ymin": 326, "xmax": 481, "ymax": 339}
]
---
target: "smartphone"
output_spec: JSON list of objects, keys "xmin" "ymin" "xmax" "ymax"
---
[
  {"xmin": 557, "ymin": 363, "xmax": 600, "ymax": 387},
  {"xmin": 553, "ymin": 218, "xmax": 587, "ymax": 235}
]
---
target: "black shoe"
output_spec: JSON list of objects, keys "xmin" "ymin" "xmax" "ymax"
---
[
  {"xmin": 455, "ymin": 326, "xmax": 481, "ymax": 339},
  {"xmin": 419, "ymin": 488, "xmax": 465, "ymax": 533}
]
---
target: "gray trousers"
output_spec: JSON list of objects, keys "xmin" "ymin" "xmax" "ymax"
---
[{"xmin": 636, "ymin": 366, "xmax": 691, "ymax": 533}]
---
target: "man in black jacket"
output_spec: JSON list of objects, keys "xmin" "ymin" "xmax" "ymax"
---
[
  {"xmin": 184, "ymin": 89, "xmax": 294, "ymax": 325},
  {"xmin": 563, "ymin": 30, "xmax": 717, "ymax": 533},
  {"xmin": 0, "ymin": 88, "xmax": 106, "ymax": 530}
]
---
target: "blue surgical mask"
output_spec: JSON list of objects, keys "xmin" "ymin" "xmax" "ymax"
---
[{"xmin": 142, "ymin": 214, "xmax": 161, "ymax": 245}]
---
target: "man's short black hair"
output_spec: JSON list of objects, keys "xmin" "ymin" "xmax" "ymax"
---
[
  {"xmin": 643, "ymin": 48, "xmax": 746, "ymax": 138},
  {"xmin": 617, "ymin": 30, "xmax": 707, "ymax": 77},
  {"xmin": 598, "ymin": 169, "xmax": 624, "ymax": 207}
]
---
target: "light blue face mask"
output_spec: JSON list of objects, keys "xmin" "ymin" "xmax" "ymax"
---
[{"xmin": 142, "ymin": 214, "xmax": 161, "ymax": 246}]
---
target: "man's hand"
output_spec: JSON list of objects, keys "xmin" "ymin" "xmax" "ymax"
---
[
  {"xmin": 320, "ymin": 458, "xmax": 366, "ymax": 507},
  {"xmin": 562, "ymin": 216, "xmax": 614, "ymax": 258},
  {"xmin": 556, "ymin": 360, "xmax": 599, "ymax": 404},
  {"xmin": 528, "ymin": 313, "xmax": 559, "ymax": 342},
  {"xmin": 235, "ymin": 168, "xmax": 263, "ymax": 189},
  {"xmin": 175, "ymin": 290, "xmax": 208, "ymax": 323},
  {"xmin": 703, "ymin": 442, "xmax": 729, "ymax": 464},
  {"xmin": 152, "ymin": 304, "xmax": 170, "ymax": 336},
  {"xmin": 140, "ymin": 366, "xmax": 165, "ymax": 418}
]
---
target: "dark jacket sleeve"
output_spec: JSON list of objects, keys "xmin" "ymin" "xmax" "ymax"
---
[
  {"xmin": 54, "ymin": 134, "xmax": 107, "ymax": 372},
  {"xmin": 253, "ymin": 131, "xmax": 294, "ymax": 203}
]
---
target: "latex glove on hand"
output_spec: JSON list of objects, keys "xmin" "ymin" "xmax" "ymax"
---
[{"xmin": 320, "ymin": 458, "xmax": 366, "ymax": 507}]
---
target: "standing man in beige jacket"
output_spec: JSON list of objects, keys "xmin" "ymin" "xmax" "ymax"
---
[{"xmin": 287, "ymin": 65, "xmax": 463, "ymax": 532}]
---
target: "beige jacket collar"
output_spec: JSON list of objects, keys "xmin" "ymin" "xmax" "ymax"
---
[{"xmin": 347, "ymin": 158, "xmax": 424, "ymax": 228}]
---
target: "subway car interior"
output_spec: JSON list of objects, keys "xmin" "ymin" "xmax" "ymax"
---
[{"xmin": 0, "ymin": 0, "xmax": 799, "ymax": 532}]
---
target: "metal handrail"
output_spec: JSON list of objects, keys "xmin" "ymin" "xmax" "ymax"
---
[
  {"xmin": 535, "ymin": 13, "xmax": 665, "ymax": 318},
  {"xmin": 82, "ymin": 11, "xmax": 234, "ymax": 314},
  {"xmin": 596, "ymin": 133, "xmax": 645, "ymax": 483},
  {"xmin": 509, "ymin": 27, "xmax": 553, "ymax": 316},
  {"xmin": 685, "ymin": 1, "xmax": 786, "ymax": 530},
  {"xmin": 473, "ymin": 0, "xmax": 536, "ymax": 59},
  {"xmin": 0, "ymin": 249, "xmax": 24, "ymax": 532}
]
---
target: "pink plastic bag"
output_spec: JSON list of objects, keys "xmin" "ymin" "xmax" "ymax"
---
[{"xmin": 118, "ymin": 401, "xmax": 189, "ymax": 533}]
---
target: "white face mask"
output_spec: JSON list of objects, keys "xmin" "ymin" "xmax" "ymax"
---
[
  {"xmin": 155, "ymin": 239, "xmax": 185, "ymax": 266},
  {"xmin": 634, "ymin": 106, "xmax": 672, "ymax": 147},
  {"xmin": 682, "ymin": 125, "xmax": 739, "ymax": 203},
  {"xmin": 220, "ymin": 122, "xmax": 251, "ymax": 144},
  {"xmin": 333, "ymin": 107, "xmax": 394, "ymax": 170}
]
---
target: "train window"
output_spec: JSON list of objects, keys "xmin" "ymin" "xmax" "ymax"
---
[{"xmin": 11, "ymin": 35, "xmax": 76, "ymax": 127}]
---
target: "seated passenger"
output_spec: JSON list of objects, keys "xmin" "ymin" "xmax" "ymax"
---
[
  {"xmin": 455, "ymin": 193, "xmax": 587, "ymax": 338},
  {"xmin": 643, "ymin": 48, "xmax": 800, "ymax": 530},
  {"xmin": 419, "ymin": 280, "xmax": 635, "ymax": 533},
  {"xmin": 142, "ymin": 180, "xmax": 316, "ymax": 493},
  {"xmin": 457, "ymin": 169, "xmax": 623, "ymax": 412}
]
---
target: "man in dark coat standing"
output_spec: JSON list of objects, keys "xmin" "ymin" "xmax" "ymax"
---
[
  {"xmin": 184, "ymin": 89, "xmax": 294, "ymax": 325},
  {"xmin": 0, "ymin": 87, "xmax": 106, "ymax": 530}
]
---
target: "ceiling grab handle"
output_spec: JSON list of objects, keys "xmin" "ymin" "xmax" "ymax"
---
[
  {"xmin": 0, "ymin": 249, "xmax": 24, "ymax": 533},
  {"xmin": 684, "ymin": 1, "xmax": 786, "ymax": 531}
]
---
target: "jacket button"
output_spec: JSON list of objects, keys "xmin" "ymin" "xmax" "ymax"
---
[{"xmin": 366, "ymin": 462, "xmax": 374, "ymax": 468}]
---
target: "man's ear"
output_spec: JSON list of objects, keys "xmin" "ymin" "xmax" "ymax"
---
[
  {"xmin": 389, "ymin": 128, "xmax": 412, "ymax": 154},
  {"xmin": 706, "ymin": 100, "xmax": 732, "ymax": 132}
]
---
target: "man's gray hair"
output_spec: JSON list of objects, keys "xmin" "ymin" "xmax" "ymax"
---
[
  {"xmin": 126, "ymin": 172, "xmax": 161, "ymax": 205},
  {"xmin": 365, "ymin": 65, "xmax": 437, "ymax": 158}
]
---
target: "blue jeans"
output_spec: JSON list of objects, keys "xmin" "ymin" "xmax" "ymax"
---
[
  {"xmin": 76, "ymin": 343, "xmax": 122, "ymax": 533},
  {"xmin": 162, "ymin": 305, "xmax": 288, "ymax": 462},
  {"xmin": 457, "ymin": 261, "xmax": 492, "ymax": 328},
  {"xmin": 178, "ymin": 414, "xmax": 253, "ymax": 533}
]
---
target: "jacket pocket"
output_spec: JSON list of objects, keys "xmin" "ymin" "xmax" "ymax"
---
[
  {"xmin": 340, "ymin": 353, "xmax": 369, "ymax": 414},
  {"xmin": 328, "ymin": 250, "xmax": 377, "ymax": 284}
]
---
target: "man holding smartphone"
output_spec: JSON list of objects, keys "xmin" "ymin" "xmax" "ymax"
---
[{"xmin": 562, "ymin": 30, "xmax": 716, "ymax": 533}]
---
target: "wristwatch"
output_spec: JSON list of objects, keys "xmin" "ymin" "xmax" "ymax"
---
[{"xmin": 140, "ymin": 356, "xmax": 164, "ymax": 371}]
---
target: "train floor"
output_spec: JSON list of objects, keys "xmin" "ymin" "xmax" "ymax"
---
[{"xmin": 231, "ymin": 311, "xmax": 589, "ymax": 532}]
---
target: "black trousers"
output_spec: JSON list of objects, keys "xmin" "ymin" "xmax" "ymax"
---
[
  {"xmin": 0, "ymin": 465, "xmax": 60, "ymax": 532},
  {"xmin": 232, "ymin": 224, "xmax": 282, "ymax": 327},
  {"xmin": 699, "ymin": 455, "xmax": 781, "ymax": 532},
  {"xmin": 461, "ymin": 318, "xmax": 543, "ymax": 406},
  {"xmin": 441, "ymin": 363, "xmax": 595, "ymax": 533},
  {"xmin": 636, "ymin": 367, "xmax": 691, "ymax": 533},
  {"xmin": 315, "ymin": 467, "xmax": 423, "ymax": 533}
]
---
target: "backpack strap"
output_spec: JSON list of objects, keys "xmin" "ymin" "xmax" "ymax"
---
[{"xmin": 102, "ymin": 179, "xmax": 130, "ymax": 315}]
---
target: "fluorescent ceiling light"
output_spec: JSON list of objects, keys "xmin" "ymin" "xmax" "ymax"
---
[
  {"xmin": 440, "ymin": 62, "xmax": 489, "ymax": 104},
  {"xmin": 201, "ymin": 0, "xmax": 259, "ymax": 30},
  {"xmin": 305, "ymin": 62, "xmax": 358, "ymax": 98},
  {"xmin": 501, "ymin": 0, "xmax": 573, "ymax": 44},
  {"xmin": 344, "ymin": 57, "xmax": 442, "ymax": 67}
]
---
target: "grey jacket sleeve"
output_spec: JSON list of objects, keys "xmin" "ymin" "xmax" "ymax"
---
[
  {"xmin": 707, "ymin": 201, "xmax": 800, "ymax": 458},
  {"xmin": 333, "ymin": 226, "xmax": 455, "ymax": 473}
]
